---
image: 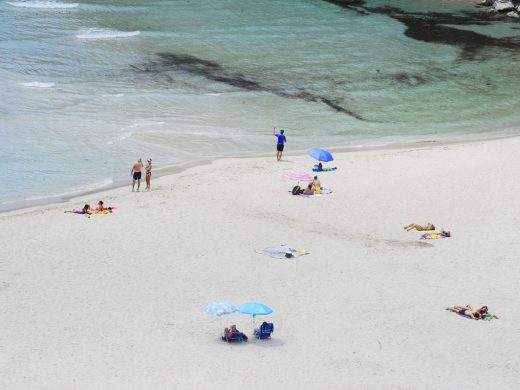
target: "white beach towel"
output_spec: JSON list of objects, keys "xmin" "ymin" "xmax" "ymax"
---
[{"xmin": 255, "ymin": 245, "xmax": 308, "ymax": 259}]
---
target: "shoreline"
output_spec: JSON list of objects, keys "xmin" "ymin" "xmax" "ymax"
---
[{"xmin": 2, "ymin": 127, "xmax": 519, "ymax": 215}]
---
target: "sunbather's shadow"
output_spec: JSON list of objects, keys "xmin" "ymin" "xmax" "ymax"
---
[
  {"xmin": 249, "ymin": 338, "xmax": 285, "ymax": 348},
  {"xmin": 210, "ymin": 338, "xmax": 249, "ymax": 346}
]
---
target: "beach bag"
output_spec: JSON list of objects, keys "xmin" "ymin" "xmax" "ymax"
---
[{"xmin": 292, "ymin": 185, "xmax": 301, "ymax": 195}]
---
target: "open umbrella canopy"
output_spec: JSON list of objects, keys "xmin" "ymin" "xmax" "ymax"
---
[
  {"xmin": 308, "ymin": 148, "xmax": 334, "ymax": 162},
  {"xmin": 205, "ymin": 301, "xmax": 237, "ymax": 316},
  {"xmin": 238, "ymin": 302, "xmax": 273, "ymax": 317},
  {"xmin": 285, "ymin": 171, "xmax": 313, "ymax": 182}
]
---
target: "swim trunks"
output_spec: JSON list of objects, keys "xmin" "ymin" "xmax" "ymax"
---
[
  {"xmin": 133, "ymin": 172, "xmax": 142, "ymax": 180},
  {"xmin": 277, "ymin": 144, "xmax": 284, "ymax": 152}
]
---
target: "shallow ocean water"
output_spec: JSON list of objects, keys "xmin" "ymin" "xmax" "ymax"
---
[{"xmin": 1, "ymin": 0, "xmax": 520, "ymax": 208}]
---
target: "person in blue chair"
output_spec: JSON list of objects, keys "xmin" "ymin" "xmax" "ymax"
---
[{"xmin": 254, "ymin": 322, "xmax": 274, "ymax": 338}]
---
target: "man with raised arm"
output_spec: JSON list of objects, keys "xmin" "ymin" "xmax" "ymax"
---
[{"xmin": 273, "ymin": 127, "xmax": 286, "ymax": 161}]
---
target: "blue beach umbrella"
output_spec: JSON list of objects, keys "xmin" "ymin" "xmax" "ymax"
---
[
  {"xmin": 238, "ymin": 302, "xmax": 273, "ymax": 328},
  {"xmin": 205, "ymin": 301, "xmax": 237, "ymax": 333},
  {"xmin": 308, "ymin": 148, "xmax": 334, "ymax": 162}
]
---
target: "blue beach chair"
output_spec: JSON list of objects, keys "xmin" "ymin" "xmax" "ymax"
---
[{"xmin": 254, "ymin": 322, "xmax": 274, "ymax": 339}]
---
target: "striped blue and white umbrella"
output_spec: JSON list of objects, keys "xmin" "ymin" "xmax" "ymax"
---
[
  {"xmin": 205, "ymin": 301, "xmax": 237, "ymax": 335},
  {"xmin": 205, "ymin": 301, "xmax": 237, "ymax": 316}
]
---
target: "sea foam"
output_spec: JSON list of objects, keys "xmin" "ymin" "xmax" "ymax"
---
[
  {"xmin": 7, "ymin": 1, "xmax": 79, "ymax": 8},
  {"xmin": 76, "ymin": 29, "xmax": 140, "ymax": 40},
  {"xmin": 20, "ymin": 82, "xmax": 55, "ymax": 88}
]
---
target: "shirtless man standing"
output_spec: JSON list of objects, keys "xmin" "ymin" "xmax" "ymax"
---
[{"xmin": 131, "ymin": 158, "xmax": 144, "ymax": 192}]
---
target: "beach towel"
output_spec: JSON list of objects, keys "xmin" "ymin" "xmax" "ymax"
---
[
  {"xmin": 255, "ymin": 245, "xmax": 308, "ymax": 259},
  {"xmin": 313, "ymin": 165, "xmax": 337, "ymax": 172},
  {"xmin": 420, "ymin": 232, "xmax": 447, "ymax": 240},
  {"xmin": 288, "ymin": 187, "xmax": 332, "ymax": 196},
  {"xmin": 86, "ymin": 210, "xmax": 113, "ymax": 218}
]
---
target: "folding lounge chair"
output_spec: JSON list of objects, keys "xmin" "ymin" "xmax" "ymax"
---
[{"xmin": 254, "ymin": 322, "xmax": 274, "ymax": 339}]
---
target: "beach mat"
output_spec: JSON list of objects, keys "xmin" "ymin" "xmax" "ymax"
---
[
  {"xmin": 312, "ymin": 166, "xmax": 337, "ymax": 172},
  {"xmin": 255, "ymin": 245, "xmax": 308, "ymax": 259},
  {"xmin": 288, "ymin": 187, "xmax": 332, "ymax": 196},
  {"xmin": 420, "ymin": 232, "xmax": 447, "ymax": 240}
]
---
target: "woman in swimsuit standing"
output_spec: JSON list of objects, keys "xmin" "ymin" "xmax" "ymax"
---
[{"xmin": 145, "ymin": 158, "xmax": 152, "ymax": 191}]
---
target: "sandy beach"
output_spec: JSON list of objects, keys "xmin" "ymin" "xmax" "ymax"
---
[{"xmin": 2, "ymin": 136, "xmax": 520, "ymax": 389}]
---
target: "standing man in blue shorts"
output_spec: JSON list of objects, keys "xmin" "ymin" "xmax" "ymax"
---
[{"xmin": 273, "ymin": 127, "xmax": 286, "ymax": 161}]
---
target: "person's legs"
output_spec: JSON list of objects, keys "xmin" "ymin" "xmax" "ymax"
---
[
  {"xmin": 132, "ymin": 179, "xmax": 136, "ymax": 192},
  {"xmin": 137, "ymin": 178, "xmax": 141, "ymax": 191},
  {"xmin": 447, "ymin": 306, "xmax": 465, "ymax": 312},
  {"xmin": 146, "ymin": 174, "xmax": 150, "ymax": 190}
]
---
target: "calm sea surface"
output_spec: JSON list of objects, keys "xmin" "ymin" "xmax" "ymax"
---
[{"xmin": 1, "ymin": 0, "xmax": 520, "ymax": 209}]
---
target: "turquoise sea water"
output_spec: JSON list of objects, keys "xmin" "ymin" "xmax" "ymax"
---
[{"xmin": 1, "ymin": 0, "xmax": 520, "ymax": 209}]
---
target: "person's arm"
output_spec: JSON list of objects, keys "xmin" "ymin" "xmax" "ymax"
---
[{"xmin": 131, "ymin": 165, "xmax": 134, "ymax": 176}]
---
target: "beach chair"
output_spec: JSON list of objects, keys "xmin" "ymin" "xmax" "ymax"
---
[{"xmin": 254, "ymin": 322, "xmax": 274, "ymax": 339}]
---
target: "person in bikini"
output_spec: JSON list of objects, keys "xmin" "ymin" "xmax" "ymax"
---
[
  {"xmin": 404, "ymin": 222, "xmax": 435, "ymax": 231},
  {"xmin": 64, "ymin": 204, "xmax": 92, "ymax": 214},
  {"xmin": 94, "ymin": 201, "xmax": 114, "ymax": 212},
  {"xmin": 131, "ymin": 158, "xmax": 144, "ymax": 192},
  {"xmin": 446, "ymin": 305, "xmax": 488, "ymax": 320},
  {"xmin": 145, "ymin": 158, "xmax": 152, "ymax": 191}
]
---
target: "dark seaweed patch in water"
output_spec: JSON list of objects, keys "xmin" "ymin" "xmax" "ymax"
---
[
  {"xmin": 322, "ymin": 0, "xmax": 520, "ymax": 60},
  {"xmin": 390, "ymin": 72, "xmax": 427, "ymax": 86},
  {"xmin": 132, "ymin": 53, "xmax": 365, "ymax": 120}
]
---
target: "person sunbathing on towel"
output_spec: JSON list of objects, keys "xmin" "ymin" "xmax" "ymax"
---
[
  {"xmin": 446, "ymin": 305, "xmax": 486, "ymax": 320},
  {"xmin": 302, "ymin": 184, "xmax": 314, "ymax": 195},
  {"xmin": 95, "ymin": 200, "xmax": 114, "ymax": 211},
  {"xmin": 404, "ymin": 222, "xmax": 435, "ymax": 231},
  {"xmin": 64, "ymin": 204, "xmax": 92, "ymax": 214}
]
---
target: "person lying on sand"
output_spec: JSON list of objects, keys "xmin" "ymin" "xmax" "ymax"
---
[
  {"xmin": 94, "ymin": 201, "xmax": 114, "ymax": 211},
  {"xmin": 446, "ymin": 305, "xmax": 488, "ymax": 320},
  {"xmin": 404, "ymin": 222, "xmax": 435, "ymax": 231},
  {"xmin": 64, "ymin": 204, "xmax": 92, "ymax": 214},
  {"xmin": 302, "ymin": 184, "xmax": 314, "ymax": 195}
]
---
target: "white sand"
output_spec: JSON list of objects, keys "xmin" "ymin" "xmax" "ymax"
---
[{"xmin": 1, "ymin": 137, "xmax": 520, "ymax": 389}]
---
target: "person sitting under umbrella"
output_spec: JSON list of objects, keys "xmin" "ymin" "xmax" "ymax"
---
[{"xmin": 223, "ymin": 325, "xmax": 248, "ymax": 341}]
